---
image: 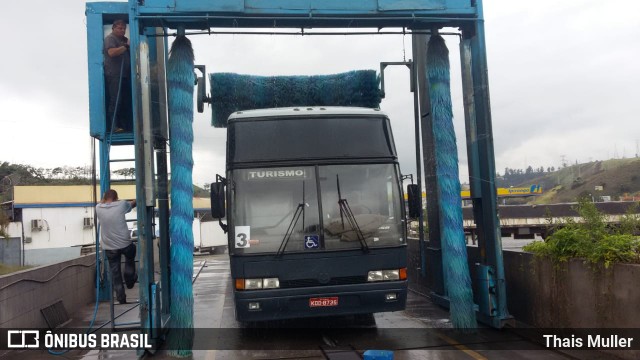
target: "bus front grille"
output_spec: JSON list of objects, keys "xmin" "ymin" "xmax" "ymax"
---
[{"xmin": 280, "ymin": 276, "xmax": 367, "ymax": 288}]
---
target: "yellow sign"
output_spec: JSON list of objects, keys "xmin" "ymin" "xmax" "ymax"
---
[
  {"xmin": 462, "ymin": 185, "xmax": 542, "ymax": 198},
  {"xmin": 405, "ymin": 185, "xmax": 542, "ymax": 199}
]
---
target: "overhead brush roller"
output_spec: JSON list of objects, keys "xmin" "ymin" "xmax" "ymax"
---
[{"xmin": 209, "ymin": 70, "xmax": 382, "ymax": 127}]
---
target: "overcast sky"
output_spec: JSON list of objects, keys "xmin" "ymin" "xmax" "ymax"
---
[{"xmin": 1, "ymin": 0, "xmax": 638, "ymax": 188}]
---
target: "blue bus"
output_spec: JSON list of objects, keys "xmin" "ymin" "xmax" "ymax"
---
[{"xmin": 211, "ymin": 107, "xmax": 408, "ymax": 322}]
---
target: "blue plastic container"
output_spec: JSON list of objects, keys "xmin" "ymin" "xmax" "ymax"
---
[{"xmin": 363, "ymin": 349, "xmax": 394, "ymax": 360}]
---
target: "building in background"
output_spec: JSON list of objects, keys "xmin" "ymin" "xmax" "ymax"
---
[{"xmin": 2, "ymin": 185, "xmax": 224, "ymax": 266}]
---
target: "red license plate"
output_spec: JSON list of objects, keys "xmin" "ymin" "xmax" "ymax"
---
[{"xmin": 309, "ymin": 297, "xmax": 338, "ymax": 307}]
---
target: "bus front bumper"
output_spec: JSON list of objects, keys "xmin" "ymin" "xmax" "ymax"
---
[{"xmin": 234, "ymin": 280, "xmax": 407, "ymax": 322}]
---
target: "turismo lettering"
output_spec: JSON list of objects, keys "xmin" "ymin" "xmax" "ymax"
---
[{"xmin": 248, "ymin": 169, "xmax": 305, "ymax": 180}]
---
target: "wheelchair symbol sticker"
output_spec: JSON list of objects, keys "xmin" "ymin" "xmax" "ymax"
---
[{"xmin": 304, "ymin": 235, "xmax": 319, "ymax": 249}]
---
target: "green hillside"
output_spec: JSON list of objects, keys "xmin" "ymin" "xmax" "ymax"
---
[
  {"xmin": 0, "ymin": 161, "xmax": 210, "ymax": 203},
  {"xmin": 515, "ymin": 158, "xmax": 640, "ymax": 204}
]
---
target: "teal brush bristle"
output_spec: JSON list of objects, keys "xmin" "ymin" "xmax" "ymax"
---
[
  {"xmin": 209, "ymin": 70, "xmax": 381, "ymax": 127},
  {"xmin": 167, "ymin": 35, "xmax": 195, "ymax": 356},
  {"xmin": 427, "ymin": 34, "xmax": 477, "ymax": 330}
]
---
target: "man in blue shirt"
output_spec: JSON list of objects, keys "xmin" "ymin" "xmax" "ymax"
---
[
  {"xmin": 96, "ymin": 189, "xmax": 137, "ymax": 304},
  {"xmin": 104, "ymin": 19, "xmax": 132, "ymax": 133}
]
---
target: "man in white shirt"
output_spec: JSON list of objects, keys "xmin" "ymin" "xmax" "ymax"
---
[{"xmin": 96, "ymin": 189, "xmax": 137, "ymax": 304}]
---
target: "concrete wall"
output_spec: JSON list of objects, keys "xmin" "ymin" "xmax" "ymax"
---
[
  {"xmin": 407, "ymin": 241, "xmax": 640, "ymax": 359},
  {"xmin": 0, "ymin": 237, "xmax": 21, "ymax": 266},
  {"xmin": 23, "ymin": 247, "xmax": 83, "ymax": 266},
  {"xmin": 503, "ymin": 251, "xmax": 640, "ymax": 360},
  {"xmin": 502, "ymin": 251, "xmax": 640, "ymax": 329},
  {"xmin": 0, "ymin": 254, "xmax": 96, "ymax": 329},
  {"xmin": 408, "ymin": 239, "xmax": 640, "ymax": 328}
]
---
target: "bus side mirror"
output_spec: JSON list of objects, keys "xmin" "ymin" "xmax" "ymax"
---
[
  {"xmin": 210, "ymin": 182, "xmax": 226, "ymax": 219},
  {"xmin": 407, "ymin": 184, "xmax": 421, "ymax": 219}
]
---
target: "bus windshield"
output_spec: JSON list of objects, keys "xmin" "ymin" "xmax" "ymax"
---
[{"xmin": 230, "ymin": 164, "xmax": 404, "ymax": 255}]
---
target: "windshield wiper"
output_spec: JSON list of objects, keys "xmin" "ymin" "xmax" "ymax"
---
[
  {"xmin": 336, "ymin": 175, "xmax": 369, "ymax": 253},
  {"xmin": 275, "ymin": 203, "xmax": 304, "ymax": 257},
  {"xmin": 276, "ymin": 182, "xmax": 306, "ymax": 258}
]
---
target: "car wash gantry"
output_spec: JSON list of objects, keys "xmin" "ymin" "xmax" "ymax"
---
[{"xmin": 86, "ymin": 0, "xmax": 510, "ymax": 355}]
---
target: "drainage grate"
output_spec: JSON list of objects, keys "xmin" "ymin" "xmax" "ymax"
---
[{"xmin": 40, "ymin": 300, "xmax": 70, "ymax": 329}]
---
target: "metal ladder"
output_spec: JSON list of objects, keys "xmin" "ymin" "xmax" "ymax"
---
[{"xmin": 99, "ymin": 135, "xmax": 144, "ymax": 331}]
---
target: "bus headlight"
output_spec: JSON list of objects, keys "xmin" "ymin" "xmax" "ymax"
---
[
  {"xmin": 244, "ymin": 279, "xmax": 263, "ymax": 290},
  {"xmin": 237, "ymin": 278, "xmax": 280, "ymax": 290},
  {"xmin": 263, "ymin": 278, "xmax": 280, "ymax": 289},
  {"xmin": 367, "ymin": 268, "xmax": 407, "ymax": 282}
]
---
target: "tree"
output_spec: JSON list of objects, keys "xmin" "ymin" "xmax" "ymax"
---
[
  {"xmin": 0, "ymin": 208, "xmax": 9, "ymax": 239},
  {"xmin": 51, "ymin": 167, "xmax": 63, "ymax": 179},
  {"xmin": 114, "ymin": 167, "xmax": 136, "ymax": 179}
]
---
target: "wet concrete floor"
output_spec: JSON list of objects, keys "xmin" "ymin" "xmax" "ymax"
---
[{"xmin": 1, "ymin": 254, "xmax": 622, "ymax": 360}]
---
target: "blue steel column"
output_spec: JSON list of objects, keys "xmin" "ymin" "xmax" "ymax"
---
[
  {"xmin": 128, "ymin": 1, "xmax": 156, "ymax": 348},
  {"xmin": 466, "ymin": 0, "xmax": 512, "ymax": 328},
  {"xmin": 156, "ymin": 141, "xmax": 171, "ymax": 320},
  {"xmin": 413, "ymin": 33, "xmax": 445, "ymax": 295},
  {"xmin": 86, "ymin": 7, "xmax": 108, "ymax": 300},
  {"xmin": 86, "ymin": 1, "xmax": 130, "ymax": 303},
  {"xmin": 459, "ymin": 39, "xmax": 480, "ymax": 202},
  {"xmin": 410, "ymin": 36, "xmax": 427, "ymax": 280},
  {"xmin": 147, "ymin": 28, "xmax": 172, "ymax": 325},
  {"xmin": 97, "ymin": 141, "xmax": 112, "ymax": 301},
  {"xmin": 92, "ymin": 8, "xmax": 111, "ymax": 300},
  {"xmin": 85, "ymin": 8, "xmax": 107, "ymax": 138}
]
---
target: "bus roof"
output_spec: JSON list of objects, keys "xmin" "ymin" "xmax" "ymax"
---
[{"xmin": 227, "ymin": 106, "xmax": 387, "ymax": 120}]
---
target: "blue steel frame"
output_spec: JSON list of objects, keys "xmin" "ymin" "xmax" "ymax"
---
[
  {"xmin": 463, "ymin": 3, "xmax": 511, "ymax": 327},
  {"xmin": 87, "ymin": 2, "xmax": 170, "ymax": 348},
  {"xmin": 86, "ymin": 0, "xmax": 512, "ymax": 351}
]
